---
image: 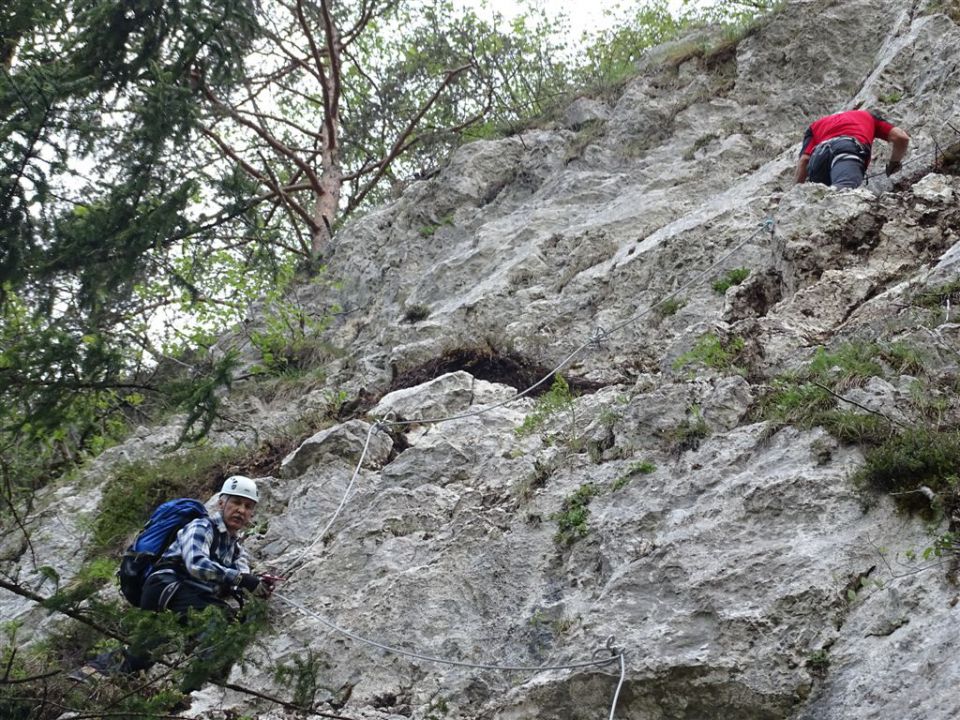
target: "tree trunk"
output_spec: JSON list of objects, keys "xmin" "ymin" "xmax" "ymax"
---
[
  {"xmin": 313, "ymin": 158, "xmax": 342, "ymax": 256},
  {"xmin": 311, "ymin": 0, "xmax": 343, "ymax": 258}
]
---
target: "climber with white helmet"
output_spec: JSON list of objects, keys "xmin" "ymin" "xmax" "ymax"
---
[
  {"xmin": 70, "ymin": 476, "xmax": 279, "ymax": 685},
  {"xmin": 143, "ymin": 474, "xmax": 277, "ymax": 613}
]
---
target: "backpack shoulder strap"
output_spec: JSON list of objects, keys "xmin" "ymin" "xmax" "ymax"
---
[{"xmin": 207, "ymin": 516, "xmax": 221, "ymax": 558}]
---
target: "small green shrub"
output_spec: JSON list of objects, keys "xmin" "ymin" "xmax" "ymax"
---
[
  {"xmin": 854, "ymin": 428, "xmax": 960, "ymax": 514},
  {"xmin": 756, "ymin": 378, "xmax": 833, "ymax": 426},
  {"xmin": 666, "ymin": 407, "xmax": 710, "ymax": 453},
  {"xmin": 880, "ymin": 342, "xmax": 926, "ymax": 376},
  {"xmin": 516, "ymin": 374, "xmax": 576, "ymax": 438},
  {"xmin": 553, "ymin": 483, "xmax": 598, "ymax": 546},
  {"xmin": 578, "ymin": 5, "xmax": 689, "ymax": 93},
  {"xmin": 673, "ymin": 333, "xmax": 745, "ymax": 373},
  {"xmin": 427, "ymin": 696, "xmax": 450, "ymax": 720},
  {"xmin": 910, "ymin": 279, "xmax": 960, "ymax": 312},
  {"xmin": 905, "ymin": 532, "xmax": 957, "ymax": 564},
  {"xmin": 818, "ymin": 410, "xmax": 894, "ymax": 447},
  {"xmin": 273, "ymin": 650, "xmax": 328, "ymax": 709},
  {"xmin": 925, "ymin": 0, "xmax": 960, "ymax": 24},
  {"xmin": 564, "ymin": 119, "xmax": 607, "ymax": 162},
  {"xmin": 756, "ymin": 340, "xmax": 931, "ymax": 442},
  {"xmin": 909, "ymin": 379, "xmax": 951, "ymax": 425},
  {"xmin": 6, "ymin": 601, "xmax": 267, "ymax": 718},
  {"xmin": 712, "ymin": 267, "xmax": 750, "ymax": 294},
  {"xmin": 175, "ymin": 601, "xmax": 268, "ymax": 693},
  {"xmin": 613, "ymin": 460, "xmax": 656, "ymax": 491},
  {"xmin": 805, "ymin": 344, "xmax": 884, "ymax": 388},
  {"xmin": 418, "ymin": 213, "xmax": 454, "ymax": 238},
  {"xmin": 403, "ymin": 304, "xmax": 431, "ymax": 323},
  {"xmin": 528, "ymin": 608, "xmax": 548, "ymax": 627},
  {"xmin": 321, "ymin": 388, "xmax": 349, "ymax": 417},
  {"xmin": 514, "ymin": 458, "xmax": 554, "ymax": 502},
  {"xmin": 683, "ymin": 132, "xmax": 719, "ymax": 160},
  {"xmin": 929, "ymin": 531, "xmax": 959, "ymax": 560},
  {"xmin": 878, "ymin": 90, "xmax": 903, "ymax": 104},
  {"xmin": 806, "ymin": 649, "xmax": 830, "ymax": 671},
  {"xmin": 249, "ymin": 299, "xmax": 337, "ymax": 376},
  {"xmin": 656, "ymin": 297, "xmax": 686, "ymax": 318},
  {"xmin": 0, "ymin": 622, "xmax": 40, "ymax": 720},
  {"xmin": 598, "ymin": 405, "xmax": 622, "ymax": 429},
  {"xmin": 628, "ymin": 459, "xmax": 656, "ymax": 475}
]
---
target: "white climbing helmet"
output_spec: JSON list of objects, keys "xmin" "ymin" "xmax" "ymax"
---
[{"xmin": 219, "ymin": 475, "xmax": 259, "ymax": 503}]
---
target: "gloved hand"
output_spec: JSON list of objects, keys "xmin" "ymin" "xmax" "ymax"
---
[
  {"xmin": 885, "ymin": 159, "xmax": 902, "ymax": 176},
  {"xmin": 238, "ymin": 572, "xmax": 278, "ymax": 598},
  {"xmin": 258, "ymin": 573, "xmax": 282, "ymax": 597},
  {"xmin": 237, "ymin": 573, "xmax": 262, "ymax": 593}
]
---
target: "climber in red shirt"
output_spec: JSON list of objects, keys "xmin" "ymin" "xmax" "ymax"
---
[{"xmin": 795, "ymin": 109, "xmax": 910, "ymax": 188}]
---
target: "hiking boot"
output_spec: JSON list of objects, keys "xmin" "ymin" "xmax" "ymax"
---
[{"xmin": 66, "ymin": 664, "xmax": 109, "ymax": 684}]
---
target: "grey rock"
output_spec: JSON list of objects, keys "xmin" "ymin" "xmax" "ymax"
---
[
  {"xmin": 911, "ymin": 173, "xmax": 955, "ymax": 205},
  {"xmin": 371, "ymin": 371, "xmax": 476, "ymax": 422},
  {"xmin": 563, "ymin": 97, "xmax": 611, "ymax": 129},
  {"xmin": 280, "ymin": 420, "xmax": 393, "ymax": 477}
]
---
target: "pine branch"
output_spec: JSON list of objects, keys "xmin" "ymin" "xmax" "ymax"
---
[{"xmin": 0, "ymin": 577, "xmax": 356, "ymax": 719}]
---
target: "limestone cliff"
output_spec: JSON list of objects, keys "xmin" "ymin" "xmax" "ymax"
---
[{"xmin": 5, "ymin": 1, "xmax": 960, "ymax": 718}]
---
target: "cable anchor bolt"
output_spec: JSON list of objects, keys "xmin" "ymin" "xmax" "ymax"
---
[
  {"xmin": 593, "ymin": 634, "xmax": 623, "ymax": 661},
  {"xmin": 591, "ymin": 326, "xmax": 609, "ymax": 351},
  {"xmin": 374, "ymin": 411, "xmax": 397, "ymax": 432}
]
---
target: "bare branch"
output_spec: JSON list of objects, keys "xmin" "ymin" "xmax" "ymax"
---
[
  {"xmin": 341, "ymin": 0, "xmax": 399, "ymax": 46},
  {"xmin": 257, "ymin": 150, "xmax": 314, "ymax": 256},
  {"xmin": 234, "ymin": 105, "xmax": 324, "ymax": 141},
  {"xmin": 0, "ymin": 575, "xmax": 122, "ymax": 640},
  {"xmin": 198, "ymin": 76, "xmax": 325, "ymax": 198},
  {"xmin": 0, "ymin": 468, "xmax": 39, "ymax": 568},
  {"xmin": 317, "ymin": 0, "xmax": 342, "ymax": 147},
  {"xmin": 889, "ymin": 485, "xmax": 938, "ymax": 501},
  {"xmin": 256, "ymin": 25, "xmax": 323, "ymax": 82},
  {"xmin": 0, "ymin": 669, "xmax": 60, "ymax": 684},
  {"xmin": 346, "ymin": 63, "xmax": 475, "ymax": 211},
  {"xmin": 297, "ymin": 0, "xmax": 333, "ymax": 146},
  {"xmin": 198, "ymin": 124, "xmax": 320, "ymax": 234}
]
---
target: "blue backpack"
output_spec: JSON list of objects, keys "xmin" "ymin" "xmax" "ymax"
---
[{"xmin": 117, "ymin": 498, "xmax": 212, "ymax": 607}]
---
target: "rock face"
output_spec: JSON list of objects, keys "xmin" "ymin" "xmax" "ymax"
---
[{"xmin": 7, "ymin": 1, "xmax": 960, "ymax": 719}]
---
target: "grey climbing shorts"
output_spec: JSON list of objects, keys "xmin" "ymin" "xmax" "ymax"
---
[{"xmin": 808, "ymin": 136, "xmax": 871, "ymax": 188}]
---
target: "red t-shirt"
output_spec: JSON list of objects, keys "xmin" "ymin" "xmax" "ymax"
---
[{"xmin": 800, "ymin": 110, "xmax": 894, "ymax": 156}]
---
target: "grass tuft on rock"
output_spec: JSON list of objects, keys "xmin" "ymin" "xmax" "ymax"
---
[{"xmin": 853, "ymin": 428, "xmax": 960, "ymax": 514}]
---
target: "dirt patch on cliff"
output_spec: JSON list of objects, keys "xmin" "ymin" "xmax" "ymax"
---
[{"xmin": 388, "ymin": 346, "xmax": 606, "ymax": 398}]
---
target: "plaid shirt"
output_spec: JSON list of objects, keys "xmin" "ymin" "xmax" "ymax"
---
[{"xmin": 160, "ymin": 511, "xmax": 250, "ymax": 592}]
